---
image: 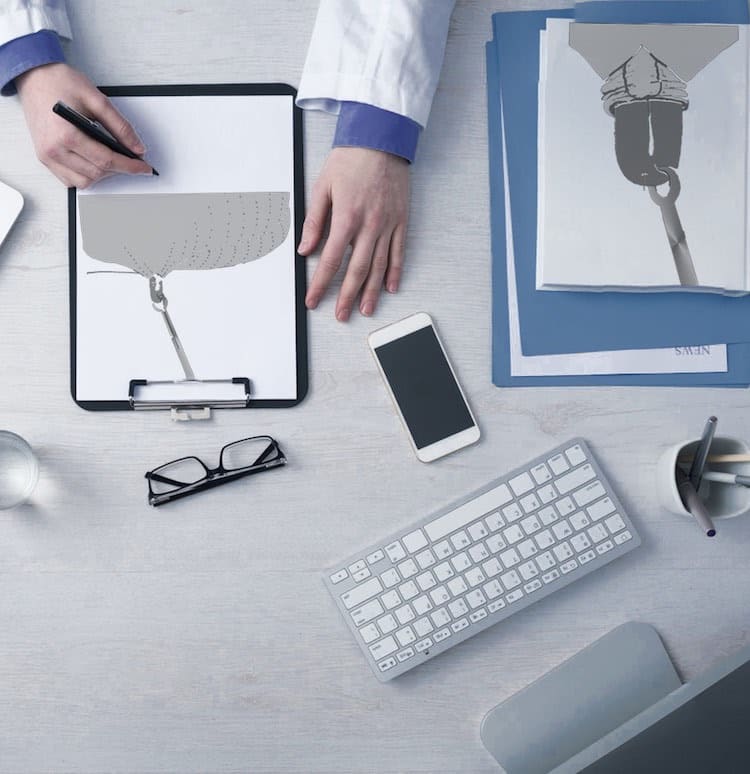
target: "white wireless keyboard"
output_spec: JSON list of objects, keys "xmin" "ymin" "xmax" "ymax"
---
[{"xmin": 324, "ymin": 439, "xmax": 640, "ymax": 681}]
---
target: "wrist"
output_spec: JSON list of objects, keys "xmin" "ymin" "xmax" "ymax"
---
[{"xmin": 15, "ymin": 61, "xmax": 68, "ymax": 96}]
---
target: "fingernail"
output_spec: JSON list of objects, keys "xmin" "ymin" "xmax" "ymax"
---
[
  {"xmin": 298, "ymin": 239, "xmax": 308, "ymax": 253},
  {"xmin": 133, "ymin": 142, "xmax": 146, "ymax": 154},
  {"xmin": 361, "ymin": 302, "xmax": 374, "ymax": 316},
  {"xmin": 306, "ymin": 296, "xmax": 318, "ymax": 310},
  {"xmin": 387, "ymin": 282, "xmax": 398, "ymax": 293},
  {"xmin": 336, "ymin": 307, "xmax": 350, "ymax": 322}
]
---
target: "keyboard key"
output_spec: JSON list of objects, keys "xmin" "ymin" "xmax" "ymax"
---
[
  {"xmin": 556, "ymin": 464, "xmax": 596, "ymax": 495},
  {"xmin": 573, "ymin": 481, "xmax": 606, "ymax": 507},
  {"xmin": 468, "ymin": 522, "xmax": 489, "ymax": 541},
  {"xmin": 509, "ymin": 472, "xmax": 534, "ymax": 496},
  {"xmin": 434, "ymin": 562, "xmax": 454, "ymax": 582},
  {"xmin": 503, "ymin": 502, "xmax": 524, "ymax": 523},
  {"xmin": 518, "ymin": 539, "xmax": 537, "ymax": 559},
  {"xmin": 506, "ymin": 589, "xmax": 524, "ymax": 604},
  {"xmin": 381, "ymin": 569, "xmax": 400, "ymax": 588},
  {"xmin": 449, "ymin": 599, "xmax": 469, "ymax": 618},
  {"xmin": 414, "ymin": 617, "xmax": 434, "ymax": 637},
  {"xmin": 397, "ymin": 648, "xmax": 415, "ymax": 662},
  {"xmin": 520, "ymin": 493, "xmax": 541, "ymax": 514},
  {"xmin": 366, "ymin": 549, "xmax": 385, "ymax": 565},
  {"xmin": 377, "ymin": 614, "xmax": 397, "ymax": 634},
  {"xmin": 482, "ymin": 558, "xmax": 502, "ymax": 577},
  {"xmin": 467, "ymin": 589, "xmax": 486, "ymax": 608},
  {"xmin": 431, "ymin": 608, "xmax": 451, "ymax": 627},
  {"xmin": 330, "ymin": 569, "xmax": 348, "ymax": 584},
  {"xmin": 451, "ymin": 618, "xmax": 469, "ymax": 633},
  {"xmin": 500, "ymin": 570, "xmax": 521, "ymax": 590},
  {"xmin": 486, "ymin": 534, "xmax": 507, "ymax": 553},
  {"xmin": 571, "ymin": 534, "xmax": 592, "ymax": 553},
  {"xmin": 416, "ymin": 549, "xmax": 436, "ymax": 569},
  {"xmin": 538, "ymin": 484, "xmax": 557, "ymax": 504},
  {"xmin": 434, "ymin": 540, "xmax": 453, "ymax": 559},
  {"xmin": 451, "ymin": 531, "xmax": 471, "ymax": 550},
  {"xmin": 488, "ymin": 598, "xmax": 506, "ymax": 613},
  {"xmin": 615, "ymin": 530, "xmax": 633, "ymax": 545},
  {"xmin": 536, "ymin": 551, "xmax": 556, "ymax": 571},
  {"xmin": 524, "ymin": 579, "xmax": 542, "ymax": 593},
  {"xmin": 451, "ymin": 552, "xmax": 471, "ymax": 573},
  {"xmin": 351, "ymin": 600, "xmax": 384, "ymax": 626},
  {"xmin": 378, "ymin": 657, "xmax": 397, "ymax": 672},
  {"xmin": 466, "ymin": 568, "xmax": 486, "ymax": 587},
  {"xmin": 359, "ymin": 623, "xmax": 380, "ymax": 643},
  {"xmin": 433, "ymin": 628, "xmax": 451, "ymax": 643},
  {"xmin": 396, "ymin": 626, "xmax": 416, "ymax": 647},
  {"xmin": 447, "ymin": 577, "xmax": 468, "ymax": 596},
  {"xmin": 596, "ymin": 540, "xmax": 615, "ymax": 555},
  {"xmin": 424, "ymin": 483, "xmax": 512, "ymax": 542},
  {"xmin": 416, "ymin": 571, "xmax": 436, "ymax": 591},
  {"xmin": 503, "ymin": 524, "xmax": 524, "ymax": 544},
  {"xmin": 521, "ymin": 514, "xmax": 542, "ymax": 535},
  {"xmin": 556, "ymin": 497, "xmax": 575, "ymax": 517},
  {"xmin": 395, "ymin": 605, "xmax": 415, "ymax": 625},
  {"xmin": 539, "ymin": 506, "xmax": 558, "ymax": 526},
  {"xmin": 552, "ymin": 521, "xmax": 572, "ymax": 540},
  {"xmin": 399, "ymin": 581, "xmax": 419, "ymax": 600},
  {"xmin": 565, "ymin": 444, "xmax": 587, "ymax": 467},
  {"xmin": 560, "ymin": 559, "xmax": 578, "ymax": 574},
  {"xmin": 385, "ymin": 541, "xmax": 407, "ymax": 563},
  {"xmin": 483, "ymin": 579, "xmax": 503, "ymax": 599},
  {"xmin": 518, "ymin": 561, "xmax": 538, "ymax": 581},
  {"xmin": 381, "ymin": 590, "xmax": 401, "ymax": 610},
  {"xmin": 587, "ymin": 524, "xmax": 608, "ymax": 543},
  {"xmin": 415, "ymin": 637, "xmax": 433, "ymax": 653},
  {"xmin": 578, "ymin": 550, "xmax": 596, "ymax": 565},
  {"xmin": 352, "ymin": 568, "xmax": 371, "ymax": 582},
  {"xmin": 548, "ymin": 453, "xmax": 569, "ymax": 475},
  {"xmin": 413, "ymin": 595, "xmax": 433, "ymax": 616},
  {"xmin": 542, "ymin": 569, "xmax": 560, "ymax": 584},
  {"xmin": 485, "ymin": 511, "xmax": 504, "ymax": 531},
  {"xmin": 342, "ymin": 578, "xmax": 383, "ymax": 609},
  {"xmin": 430, "ymin": 586, "xmax": 450, "ymax": 605},
  {"xmin": 468, "ymin": 544, "xmax": 489, "ymax": 563},
  {"xmin": 570, "ymin": 511, "xmax": 590, "ymax": 531},
  {"xmin": 499, "ymin": 548, "xmax": 521, "ymax": 568},
  {"xmin": 349, "ymin": 560, "xmax": 366, "ymax": 574},
  {"xmin": 588, "ymin": 497, "xmax": 616, "ymax": 521},
  {"xmin": 370, "ymin": 636, "xmax": 397, "ymax": 659},
  {"xmin": 403, "ymin": 529, "xmax": 428, "ymax": 554},
  {"xmin": 470, "ymin": 608, "xmax": 488, "ymax": 624},
  {"xmin": 531, "ymin": 463, "xmax": 552, "ymax": 485},
  {"xmin": 535, "ymin": 529, "xmax": 555, "ymax": 549},
  {"xmin": 398, "ymin": 559, "xmax": 419, "ymax": 579},
  {"xmin": 605, "ymin": 513, "xmax": 626, "ymax": 534},
  {"xmin": 553, "ymin": 542, "xmax": 573, "ymax": 562}
]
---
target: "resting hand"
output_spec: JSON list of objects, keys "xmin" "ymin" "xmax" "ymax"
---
[
  {"xmin": 15, "ymin": 62, "xmax": 152, "ymax": 188},
  {"xmin": 299, "ymin": 147, "xmax": 410, "ymax": 321}
]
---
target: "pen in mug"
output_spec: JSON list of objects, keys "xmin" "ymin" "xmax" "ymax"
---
[
  {"xmin": 688, "ymin": 415, "xmax": 717, "ymax": 489},
  {"xmin": 699, "ymin": 469, "xmax": 750, "ymax": 488},
  {"xmin": 676, "ymin": 467, "xmax": 716, "ymax": 538}
]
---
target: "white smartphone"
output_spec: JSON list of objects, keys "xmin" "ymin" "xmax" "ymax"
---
[{"xmin": 368, "ymin": 312, "xmax": 480, "ymax": 462}]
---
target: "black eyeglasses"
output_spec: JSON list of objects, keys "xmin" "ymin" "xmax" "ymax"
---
[{"xmin": 145, "ymin": 435, "xmax": 286, "ymax": 506}]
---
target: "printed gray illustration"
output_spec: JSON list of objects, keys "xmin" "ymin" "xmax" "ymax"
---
[
  {"xmin": 570, "ymin": 24, "xmax": 738, "ymax": 286},
  {"xmin": 79, "ymin": 192, "xmax": 291, "ymax": 379}
]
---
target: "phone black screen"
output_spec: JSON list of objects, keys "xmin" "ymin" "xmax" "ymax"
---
[{"xmin": 374, "ymin": 325, "xmax": 474, "ymax": 449}]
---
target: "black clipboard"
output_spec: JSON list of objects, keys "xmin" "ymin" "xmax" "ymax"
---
[{"xmin": 68, "ymin": 83, "xmax": 307, "ymax": 412}]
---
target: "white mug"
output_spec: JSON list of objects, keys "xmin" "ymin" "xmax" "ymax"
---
[{"xmin": 656, "ymin": 435, "xmax": 750, "ymax": 520}]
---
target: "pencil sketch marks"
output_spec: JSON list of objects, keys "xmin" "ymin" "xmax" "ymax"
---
[
  {"xmin": 78, "ymin": 192, "xmax": 291, "ymax": 378},
  {"xmin": 570, "ymin": 24, "xmax": 739, "ymax": 286}
]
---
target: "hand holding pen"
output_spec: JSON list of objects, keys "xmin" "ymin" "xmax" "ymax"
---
[{"xmin": 15, "ymin": 63, "xmax": 155, "ymax": 187}]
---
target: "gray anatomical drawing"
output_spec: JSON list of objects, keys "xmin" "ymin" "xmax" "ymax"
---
[
  {"xmin": 79, "ymin": 192, "xmax": 290, "ymax": 379},
  {"xmin": 570, "ymin": 24, "xmax": 739, "ymax": 286}
]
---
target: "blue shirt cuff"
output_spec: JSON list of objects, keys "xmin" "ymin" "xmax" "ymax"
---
[
  {"xmin": 333, "ymin": 101, "xmax": 421, "ymax": 163},
  {"xmin": 0, "ymin": 30, "xmax": 65, "ymax": 96}
]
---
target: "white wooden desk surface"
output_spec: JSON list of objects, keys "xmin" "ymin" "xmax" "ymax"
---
[{"xmin": 0, "ymin": 2, "xmax": 748, "ymax": 771}]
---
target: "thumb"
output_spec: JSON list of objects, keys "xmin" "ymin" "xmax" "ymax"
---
[{"xmin": 298, "ymin": 181, "xmax": 331, "ymax": 255}]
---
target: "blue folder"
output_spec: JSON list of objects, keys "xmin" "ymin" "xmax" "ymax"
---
[
  {"xmin": 487, "ymin": 2, "xmax": 750, "ymax": 385},
  {"xmin": 494, "ymin": 0, "xmax": 750, "ymax": 357}
]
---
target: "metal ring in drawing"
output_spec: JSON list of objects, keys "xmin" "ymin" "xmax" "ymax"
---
[{"xmin": 648, "ymin": 167, "xmax": 681, "ymax": 206}]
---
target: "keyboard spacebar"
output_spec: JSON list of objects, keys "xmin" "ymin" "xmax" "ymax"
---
[{"xmin": 424, "ymin": 484, "xmax": 512, "ymax": 542}]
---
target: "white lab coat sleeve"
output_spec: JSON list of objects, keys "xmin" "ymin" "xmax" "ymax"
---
[
  {"xmin": 297, "ymin": 0, "xmax": 455, "ymax": 128},
  {"xmin": 0, "ymin": 1, "xmax": 72, "ymax": 48}
]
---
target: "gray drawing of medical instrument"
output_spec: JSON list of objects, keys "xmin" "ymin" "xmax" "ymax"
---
[
  {"xmin": 79, "ymin": 191, "xmax": 290, "ymax": 380},
  {"xmin": 570, "ymin": 23, "xmax": 738, "ymax": 286}
]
